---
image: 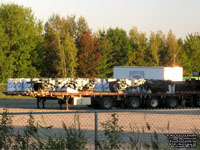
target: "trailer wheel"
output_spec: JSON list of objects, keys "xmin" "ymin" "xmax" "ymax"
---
[
  {"xmin": 147, "ymin": 98, "xmax": 160, "ymax": 108},
  {"xmin": 100, "ymin": 97, "xmax": 113, "ymax": 109},
  {"xmin": 166, "ymin": 97, "xmax": 178, "ymax": 108},
  {"xmin": 128, "ymin": 97, "xmax": 141, "ymax": 109},
  {"xmin": 193, "ymin": 96, "xmax": 200, "ymax": 107}
]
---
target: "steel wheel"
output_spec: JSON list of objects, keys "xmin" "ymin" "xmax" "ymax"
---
[
  {"xmin": 193, "ymin": 96, "xmax": 200, "ymax": 107},
  {"xmin": 128, "ymin": 97, "xmax": 141, "ymax": 109},
  {"xmin": 100, "ymin": 97, "xmax": 113, "ymax": 109},
  {"xmin": 166, "ymin": 97, "xmax": 178, "ymax": 108},
  {"xmin": 147, "ymin": 98, "xmax": 160, "ymax": 108}
]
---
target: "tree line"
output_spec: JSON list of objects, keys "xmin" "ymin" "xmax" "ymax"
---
[{"xmin": 0, "ymin": 3, "xmax": 200, "ymax": 82}]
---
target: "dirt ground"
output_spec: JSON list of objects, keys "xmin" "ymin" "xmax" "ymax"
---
[
  {"xmin": 0, "ymin": 99, "xmax": 200, "ymax": 148},
  {"xmin": 0, "ymin": 99, "xmax": 200, "ymax": 134}
]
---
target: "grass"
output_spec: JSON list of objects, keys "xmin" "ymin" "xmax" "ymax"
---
[
  {"xmin": 0, "ymin": 92, "xmax": 33, "ymax": 100},
  {"xmin": 0, "ymin": 84, "xmax": 32, "ymax": 99}
]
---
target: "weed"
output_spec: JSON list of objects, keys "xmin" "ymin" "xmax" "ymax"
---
[
  {"xmin": 99, "ymin": 113, "xmax": 124, "ymax": 150},
  {"xmin": 0, "ymin": 109, "xmax": 14, "ymax": 150},
  {"xmin": 193, "ymin": 128, "xmax": 200, "ymax": 150},
  {"xmin": 63, "ymin": 113, "xmax": 87, "ymax": 150},
  {"xmin": 129, "ymin": 124, "xmax": 142, "ymax": 150}
]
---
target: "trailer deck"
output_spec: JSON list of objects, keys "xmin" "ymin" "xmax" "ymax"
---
[{"xmin": 17, "ymin": 90, "xmax": 200, "ymax": 110}]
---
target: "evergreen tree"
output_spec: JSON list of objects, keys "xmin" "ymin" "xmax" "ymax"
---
[{"xmin": 97, "ymin": 30, "xmax": 113, "ymax": 78}]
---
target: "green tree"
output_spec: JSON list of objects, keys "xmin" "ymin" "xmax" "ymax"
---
[
  {"xmin": 0, "ymin": 24, "xmax": 15, "ymax": 82},
  {"xmin": 63, "ymin": 33, "xmax": 78, "ymax": 77},
  {"xmin": 44, "ymin": 14, "xmax": 78, "ymax": 77},
  {"xmin": 181, "ymin": 33, "xmax": 200, "ymax": 76},
  {"xmin": 63, "ymin": 15, "xmax": 90, "ymax": 44},
  {"xmin": 149, "ymin": 31, "xmax": 166, "ymax": 66},
  {"xmin": 0, "ymin": 3, "xmax": 43, "ymax": 78},
  {"xmin": 97, "ymin": 30, "xmax": 113, "ymax": 78},
  {"xmin": 164, "ymin": 30, "xmax": 181, "ymax": 66},
  {"xmin": 65, "ymin": 15, "xmax": 77, "ymax": 38},
  {"xmin": 106, "ymin": 28, "xmax": 131, "ymax": 67},
  {"xmin": 44, "ymin": 17, "xmax": 63, "ymax": 77},
  {"xmin": 76, "ymin": 16, "xmax": 90, "ymax": 43},
  {"xmin": 129, "ymin": 27, "xmax": 148, "ymax": 66}
]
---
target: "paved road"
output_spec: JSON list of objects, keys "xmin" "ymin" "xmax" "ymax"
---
[{"xmin": 0, "ymin": 99, "xmax": 89, "ymax": 112}]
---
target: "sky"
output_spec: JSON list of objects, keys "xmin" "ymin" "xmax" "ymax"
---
[{"xmin": 0, "ymin": 0, "xmax": 200, "ymax": 39}]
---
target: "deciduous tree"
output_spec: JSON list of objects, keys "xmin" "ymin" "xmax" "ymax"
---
[
  {"xmin": 149, "ymin": 31, "xmax": 166, "ymax": 66},
  {"xmin": 106, "ymin": 28, "xmax": 131, "ymax": 67},
  {"xmin": 164, "ymin": 30, "xmax": 181, "ymax": 66},
  {"xmin": 44, "ymin": 14, "xmax": 78, "ymax": 77},
  {"xmin": 181, "ymin": 33, "xmax": 200, "ymax": 76},
  {"xmin": 77, "ymin": 32, "xmax": 101, "ymax": 77},
  {"xmin": 129, "ymin": 27, "xmax": 148, "ymax": 66},
  {"xmin": 0, "ymin": 3, "xmax": 43, "ymax": 78}
]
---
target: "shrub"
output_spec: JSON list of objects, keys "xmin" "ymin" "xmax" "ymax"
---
[
  {"xmin": 0, "ymin": 110, "xmax": 87, "ymax": 150},
  {"xmin": 0, "ymin": 109, "xmax": 14, "ymax": 150},
  {"xmin": 99, "ymin": 113, "xmax": 124, "ymax": 150},
  {"xmin": 63, "ymin": 113, "xmax": 87, "ymax": 150}
]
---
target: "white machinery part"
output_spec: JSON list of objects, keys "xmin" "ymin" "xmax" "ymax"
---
[
  {"xmin": 93, "ymin": 79, "xmax": 111, "ymax": 92},
  {"xmin": 8, "ymin": 78, "xmax": 22, "ymax": 92},
  {"xmin": 22, "ymin": 78, "xmax": 31, "ymax": 92},
  {"xmin": 114, "ymin": 66, "xmax": 183, "ymax": 81},
  {"xmin": 73, "ymin": 97, "xmax": 91, "ymax": 105}
]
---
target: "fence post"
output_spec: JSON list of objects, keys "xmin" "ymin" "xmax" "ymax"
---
[{"xmin": 95, "ymin": 111, "xmax": 98, "ymax": 150}]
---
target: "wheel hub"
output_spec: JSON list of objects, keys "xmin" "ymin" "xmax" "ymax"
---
[
  {"xmin": 151, "ymin": 99, "xmax": 158, "ymax": 107},
  {"xmin": 131, "ymin": 100, "xmax": 139, "ymax": 107},
  {"xmin": 169, "ymin": 99, "xmax": 177, "ymax": 107}
]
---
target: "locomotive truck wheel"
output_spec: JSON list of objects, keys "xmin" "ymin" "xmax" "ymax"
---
[
  {"xmin": 193, "ymin": 96, "xmax": 200, "ymax": 107},
  {"xmin": 166, "ymin": 97, "xmax": 178, "ymax": 108},
  {"xmin": 147, "ymin": 98, "xmax": 160, "ymax": 108},
  {"xmin": 100, "ymin": 97, "xmax": 113, "ymax": 109},
  {"xmin": 128, "ymin": 97, "xmax": 141, "ymax": 109}
]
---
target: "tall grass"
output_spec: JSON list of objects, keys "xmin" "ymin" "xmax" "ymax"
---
[
  {"xmin": 0, "ymin": 109, "xmax": 88, "ymax": 150},
  {"xmin": 0, "ymin": 110, "xmax": 195, "ymax": 150}
]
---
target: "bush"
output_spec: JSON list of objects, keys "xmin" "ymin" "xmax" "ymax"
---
[
  {"xmin": 99, "ymin": 113, "xmax": 124, "ymax": 150},
  {"xmin": 0, "ymin": 110, "xmax": 87, "ymax": 150},
  {"xmin": 63, "ymin": 113, "xmax": 87, "ymax": 150},
  {"xmin": 0, "ymin": 109, "xmax": 14, "ymax": 150}
]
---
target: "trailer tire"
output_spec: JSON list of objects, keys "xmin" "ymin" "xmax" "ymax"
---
[
  {"xmin": 147, "ymin": 98, "xmax": 160, "ymax": 108},
  {"xmin": 128, "ymin": 97, "xmax": 141, "ymax": 109},
  {"xmin": 100, "ymin": 97, "xmax": 113, "ymax": 109},
  {"xmin": 193, "ymin": 96, "xmax": 200, "ymax": 107},
  {"xmin": 166, "ymin": 97, "xmax": 178, "ymax": 108}
]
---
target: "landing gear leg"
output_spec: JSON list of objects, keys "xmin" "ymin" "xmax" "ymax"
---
[
  {"xmin": 60, "ymin": 101, "xmax": 62, "ymax": 109},
  {"xmin": 65, "ymin": 96, "xmax": 70, "ymax": 111},
  {"xmin": 42, "ymin": 98, "xmax": 46, "ymax": 109},
  {"xmin": 37, "ymin": 97, "xmax": 40, "ymax": 108},
  {"xmin": 58, "ymin": 100, "xmax": 64, "ymax": 109}
]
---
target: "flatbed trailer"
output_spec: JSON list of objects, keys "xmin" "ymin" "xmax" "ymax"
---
[{"xmin": 23, "ymin": 90, "xmax": 200, "ymax": 110}]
